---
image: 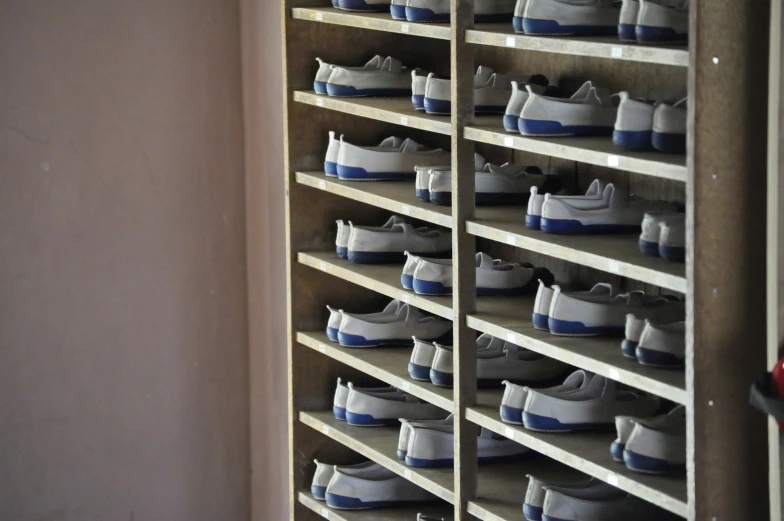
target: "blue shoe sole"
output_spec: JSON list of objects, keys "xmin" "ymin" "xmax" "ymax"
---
[
  {"xmin": 337, "ymin": 165, "xmax": 416, "ymax": 181},
  {"xmin": 659, "ymin": 244, "xmax": 685, "ymax": 262},
  {"xmin": 337, "ymin": 331, "xmax": 415, "ymax": 347},
  {"xmin": 312, "ymin": 485, "xmax": 327, "ymax": 500},
  {"xmin": 408, "ymin": 362, "xmax": 431, "ymax": 381},
  {"xmin": 636, "ymin": 346, "xmax": 684, "ymax": 368},
  {"xmin": 405, "ymin": 455, "xmax": 455, "ymax": 468},
  {"xmin": 326, "ymin": 83, "xmax": 410, "ymax": 97},
  {"xmin": 411, "ymin": 94, "xmax": 425, "ymax": 110},
  {"xmin": 333, "ymin": 406, "xmax": 346, "ymax": 421},
  {"xmin": 610, "ymin": 441, "xmax": 625, "ymax": 462},
  {"xmin": 324, "ymin": 161, "xmax": 338, "ymax": 176},
  {"xmin": 397, "ymin": 449, "xmax": 406, "ymax": 459},
  {"xmin": 424, "ymin": 97, "xmax": 451, "ymax": 115},
  {"xmin": 548, "ymin": 318, "xmax": 623, "ymax": 337},
  {"xmin": 532, "ymin": 313, "xmax": 550, "ymax": 330},
  {"xmin": 541, "ymin": 218, "xmax": 641, "ymax": 234},
  {"xmin": 401, "ymin": 273, "xmax": 414, "ymax": 290},
  {"xmin": 618, "ymin": 23, "xmax": 636, "ymax": 41},
  {"xmin": 522, "ymin": 18, "xmax": 616, "ymax": 36},
  {"xmin": 338, "ymin": 0, "xmax": 390, "ymax": 12},
  {"xmin": 345, "ymin": 412, "xmax": 400, "ymax": 427},
  {"xmin": 500, "ymin": 404, "xmax": 524, "ymax": 425},
  {"xmin": 523, "ymin": 503, "xmax": 543, "ymax": 521},
  {"xmin": 639, "ymin": 238, "xmax": 660, "ymax": 256},
  {"xmin": 416, "ymin": 188, "xmax": 430, "ymax": 202},
  {"xmin": 621, "ymin": 339, "xmax": 638, "ymax": 358},
  {"xmin": 613, "ymin": 129, "xmax": 653, "ymax": 151},
  {"xmin": 326, "ymin": 327, "xmax": 339, "ymax": 342},
  {"xmin": 430, "ymin": 368, "xmax": 454, "ymax": 387},
  {"xmin": 326, "ymin": 492, "xmax": 397, "ymax": 509},
  {"xmin": 520, "ymin": 118, "xmax": 613, "ymax": 137},
  {"xmin": 504, "ymin": 114, "xmax": 521, "ymax": 133},
  {"xmin": 336, "ymin": 246, "xmax": 347, "ymax": 258},
  {"xmin": 513, "ymin": 16, "xmax": 524, "ymax": 33},
  {"xmin": 413, "ymin": 278, "xmax": 452, "ymax": 296},
  {"xmin": 406, "ymin": 6, "xmax": 450, "ymax": 22},
  {"xmin": 525, "ymin": 214, "xmax": 541, "ymax": 230},
  {"xmin": 390, "ymin": 4, "xmax": 406, "ymax": 19},
  {"xmin": 636, "ymin": 25, "xmax": 688, "ymax": 44},
  {"xmin": 623, "ymin": 449, "xmax": 686, "ymax": 474},
  {"xmin": 314, "ymin": 81, "xmax": 328, "ymax": 94},
  {"xmin": 652, "ymin": 131, "xmax": 686, "ymax": 154},
  {"xmin": 523, "ymin": 411, "xmax": 610, "ymax": 432}
]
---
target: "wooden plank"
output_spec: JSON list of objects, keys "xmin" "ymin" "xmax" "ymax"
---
[
  {"xmin": 292, "ymin": 7, "xmax": 451, "ymax": 41},
  {"xmin": 296, "ymin": 171, "xmax": 453, "ymax": 228},
  {"xmin": 465, "ymin": 119, "xmax": 688, "ymax": 182},
  {"xmin": 297, "ymin": 331, "xmax": 454, "ymax": 411},
  {"xmin": 295, "ymin": 91, "xmax": 452, "ymax": 135},
  {"xmin": 466, "ymin": 403, "xmax": 689, "ymax": 518},
  {"xmin": 466, "ymin": 25, "xmax": 689, "ymax": 67}
]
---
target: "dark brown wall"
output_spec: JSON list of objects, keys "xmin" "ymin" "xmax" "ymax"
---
[{"xmin": 0, "ymin": 2, "xmax": 250, "ymax": 520}]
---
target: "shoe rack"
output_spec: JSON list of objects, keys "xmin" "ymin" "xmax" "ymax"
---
[{"xmin": 272, "ymin": 1, "xmax": 770, "ymax": 520}]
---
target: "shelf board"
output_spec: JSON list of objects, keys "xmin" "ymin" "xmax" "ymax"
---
[
  {"xmin": 465, "ymin": 118, "xmax": 687, "ymax": 182},
  {"xmin": 296, "ymin": 171, "xmax": 452, "ymax": 229},
  {"xmin": 298, "ymin": 491, "xmax": 453, "ymax": 521},
  {"xmin": 471, "ymin": 206, "xmax": 687, "ymax": 293},
  {"xmin": 292, "ymin": 7, "xmax": 451, "ymax": 41},
  {"xmin": 294, "ymin": 91, "xmax": 452, "ymax": 135},
  {"xmin": 299, "ymin": 251, "xmax": 454, "ymax": 320},
  {"xmin": 473, "ymin": 297, "xmax": 687, "ymax": 405},
  {"xmin": 466, "ymin": 25, "xmax": 689, "ymax": 67},
  {"xmin": 297, "ymin": 330, "xmax": 454, "ymax": 412},
  {"xmin": 467, "ymin": 400, "xmax": 688, "ymax": 518}
]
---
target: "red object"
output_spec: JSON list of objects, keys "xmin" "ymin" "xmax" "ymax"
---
[{"xmin": 771, "ymin": 357, "xmax": 784, "ymax": 429}]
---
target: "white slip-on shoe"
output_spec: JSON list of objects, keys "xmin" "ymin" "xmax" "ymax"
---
[
  {"xmin": 635, "ymin": 0, "xmax": 689, "ymax": 44},
  {"xmin": 526, "ymin": 179, "xmax": 604, "ymax": 230},
  {"xmin": 532, "ymin": 281, "xmax": 614, "ymax": 331},
  {"xmin": 391, "ymin": 0, "xmax": 408, "ymax": 19},
  {"xmin": 346, "ymin": 383, "xmax": 448, "ymax": 426},
  {"xmin": 312, "ymin": 459, "xmax": 376, "ymax": 500},
  {"xmin": 548, "ymin": 287, "xmax": 685, "ymax": 336},
  {"xmin": 523, "ymin": 376, "xmax": 660, "ymax": 432},
  {"xmin": 429, "ymin": 333, "xmax": 506, "ymax": 386},
  {"xmin": 504, "ymin": 80, "xmax": 549, "ymax": 132},
  {"xmin": 635, "ymin": 320, "xmax": 685, "ymax": 367},
  {"xmin": 652, "ymin": 97, "xmax": 687, "ymax": 154},
  {"xmin": 475, "ymin": 71, "xmax": 542, "ymax": 115},
  {"xmin": 612, "ymin": 92, "xmax": 655, "ymax": 151},
  {"xmin": 623, "ymin": 405, "xmax": 686, "ymax": 474},
  {"xmin": 540, "ymin": 183, "xmax": 677, "ymax": 234},
  {"xmin": 327, "ymin": 299, "xmax": 405, "ymax": 341},
  {"xmin": 398, "ymin": 415, "xmax": 454, "ymax": 459},
  {"xmin": 406, "ymin": 0, "xmax": 517, "ymax": 23},
  {"xmin": 324, "ymin": 131, "xmax": 342, "ymax": 176},
  {"xmin": 338, "ymin": 137, "xmax": 450, "ymax": 181},
  {"xmin": 315, "ymin": 56, "xmax": 385, "ymax": 93},
  {"xmin": 325, "ymin": 463, "xmax": 437, "ymax": 509},
  {"xmin": 500, "ymin": 370, "xmax": 593, "ymax": 425},
  {"xmin": 423, "ymin": 66, "xmax": 494, "ymax": 115},
  {"xmin": 327, "ymin": 56, "xmax": 411, "ymax": 98},
  {"xmin": 337, "ymin": 0, "xmax": 392, "ymax": 13},
  {"xmin": 523, "ymin": 475, "xmax": 599, "ymax": 521},
  {"xmin": 333, "ymin": 377, "xmax": 400, "ymax": 420},
  {"xmin": 621, "ymin": 313, "xmax": 646, "ymax": 357},
  {"xmin": 618, "ymin": 0, "xmax": 640, "ymax": 40},
  {"xmin": 611, "ymin": 415, "xmax": 637, "ymax": 462},
  {"xmin": 348, "ymin": 222, "xmax": 452, "ymax": 264},
  {"xmin": 331, "ymin": 134, "xmax": 406, "ymax": 181},
  {"xmin": 409, "ymin": 337, "xmax": 438, "ymax": 380},
  {"xmin": 428, "ymin": 164, "xmax": 554, "ymax": 206},
  {"xmin": 638, "ymin": 211, "xmax": 684, "ymax": 257},
  {"xmin": 414, "ymin": 153, "xmax": 486, "ymax": 201},
  {"xmin": 402, "ymin": 251, "xmax": 449, "ymax": 289},
  {"xmin": 519, "ymin": 83, "xmax": 618, "ymax": 136},
  {"xmin": 522, "ymin": 0, "xmax": 621, "ymax": 35},
  {"xmin": 337, "ymin": 215, "xmax": 406, "ymax": 258},
  {"xmin": 411, "ymin": 70, "xmax": 429, "ymax": 110},
  {"xmin": 541, "ymin": 484, "xmax": 662, "ymax": 521},
  {"xmin": 338, "ymin": 303, "xmax": 452, "ymax": 347},
  {"xmin": 658, "ymin": 213, "xmax": 686, "ymax": 262},
  {"xmin": 405, "ymin": 424, "xmax": 530, "ymax": 468},
  {"xmin": 514, "ymin": 0, "xmax": 528, "ymax": 32}
]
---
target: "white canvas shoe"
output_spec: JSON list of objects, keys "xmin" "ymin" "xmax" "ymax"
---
[
  {"xmin": 532, "ymin": 281, "xmax": 614, "ymax": 331},
  {"xmin": 652, "ymin": 97, "xmax": 687, "ymax": 154},
  {"xmin": 336, "ymin": 215, "xmax": 406, "ymax": 258},
  {"xmin": 636, "ymin": 320, "xmax": 685, "ymax": 367},
  {"xmin": 611, "ymin": 415, "xmax": 637, "ymax": 461},
  {"xmin": 324, "ymin": 131, "xmax": 342, "ymax": 176},
  {"xmin": 428, "ymin": 164, "xmax": 552, "ymax": 206},
  {"xmin": 548, "ymin": 287, "xmax": 685, "ymax": 336},
  {"xmin": 333, "ymin": 378, "xmax": 400, "ymax": 420},
  {"xmin": 612, "ymin": 92, "xmax": 654, "ymax": 151},
  {"xmin": 520, "ymin": 82, "xmax": 618, "ymax": 136},
  {"xmin": 635, "ymin": 0, "xmax": 689, "ymax": 44},
  {"xmin": 500, "ymin": 370, "xmax": 593, "ymax": 425},
  {"xmin": 338, "ymin": 303, "xmax": 452, "ymax": 347},
  {"xmin": 348, "ymin": 223, "xmax": 452, "ymax": 264},
  {"xmin": 658, "ymin": 213, "xmax": 686, "ymax": 261},
  {"xmin": 315, "ymin": 56, "xmax": 384, "ymax": 94},
  {"xmin": 504, "ymin": 80, "xmax": 549, "ymax": 132},
  {"xmin": 423, "ymin": 67, "xmax": 493, "ymax": 115},
  {"xmin": 623, "ymin": 406, "xmax": 686, "ymax": 474},
  {"xmin": 542, "ymin": 484, "xmax": 662, "ymax": 521},
  {"xmin": 522, "ymin": 0, "xmax": 621, "ymax": 35},
  {"xmin": 327, "ymin": 56, "xmax": 411, "ymax": 98},
  {"xmin": 540, "ymin": 183, "xmax": 677, "ymax": 234},
  {"xmin": 338, "ymin": 137, "xmax": 450, "ymax": 181},
  {"xmin": 391, "ymin": 0, "xmax": 408, "ymax": 19},
  {"xmin": 523, "ymin": 475, "xmax": 598, "ymax": 520},
  {"xmin": 526, "ymin": 179, "xmax": 605, "ymax": 230},
  {"xmin": 523, "ymin": 376, "xmax": 660, "ymax": 432},
  {"xmin": 414, "ymin": 153, "xmax": 486, "ymax": 202},
  {"xmin": 327, "ymin": 299, "xmax": 405, "ymax": 341},
  {"xmin": 325, "ymin": 463, "xmax": 437, "ymax": 509},
  {"xmin": 406, "ymin": 0, "xmax": 517, "ymax": 23},
  {"xmin": 409, "ymin": 337, "xmax": 438, "ymax": 381},
  {"xmin": 337, "ymin": 0, "xmax": 392, "ymax": 13},
  {"xmin": 411, "ymin": 70, "xmax": 429, "ymax": 110},
  {"xmin": 312, "ymin": 459, "xmax": 376, "ymax": 500},
  {"xmin": 397, "ymin": 415, "xmax": 454, "ymax": 459},
  {"xmin": 429, "ymin": 333, "xmax": 506, "ymax": 386},
  {"xmin": 513, "ymin": 0, "xmax": 528, "ymax": 32},
  {"xmin": 405, "ymin": 424, "xmax": 530, "ymax": 467},
  {"xmin": 638, "ymin": 211, "xmax": 684, "ymax": 257},
  {"xmin": 621, "ymin": 313, "xmax": 646, "ymax": 357},
  {"xmin": 346, "ymin": 383, "xmax": 447, "ymax": 426},
  {"xmin": 424, "ymin": 67, "xmax": 536, "ymax": 115},
  {"xmin": 618, "ymin": 0, "xmax": 640, "ymax": 40}
]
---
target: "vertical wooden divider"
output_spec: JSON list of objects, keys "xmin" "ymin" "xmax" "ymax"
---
[{"xmin": 451, "ymin": 1, "xmax": 478, "ymax": 519}]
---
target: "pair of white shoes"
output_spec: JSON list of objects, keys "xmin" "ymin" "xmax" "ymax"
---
[
  {"xmin": 639, "ymin": 211, "xmax": 686, "ymax": 261},
  {"xmin": 500, "ymin": 372, "xmax": 660, "ymax": 432},
  {"xmin": 623, "ymin": 315, "xmax": 686, "ymax": 368},
  {"xmin": 398, "ymin": 417, "xmax": 530, "ymax": 467},
  {"xmin": 392, "ymin": 0, "xmax": 516, "ymax": 23},
  {"xmin": 326, "ymin": 300, "xmax": 452, "ymax": 347},
  {"xmin": 313, "ymin": 55, "xmax": 411, "ymax": 98},
  {"xmin": 409, "ymin": 334, "xmax": 568, "ymax": 387},
  {"xmin": 525, "ymin": 179, "xmax": 603, "ymax": 230},
  {"xmin": 332, "ymin": 378, "xmax": 447, "ymax": 425},
  {"xmin": 311, "ymin": 460, "xmax": 437, "ymax": 509},
  {"xmin": 533, "ymin": 280, "xmax": 684, "ymax": 336},
  {"xmin": 613, "ymin": 406, "xmax": 686, "ymax": 475},
  {"xmin": 324, "ymin": 132, "xmax": 451, "ymax": 181},
  {"xmin": 411, "ymin": 66, "xmax": 548, "ymax": 116},
  {"xmin": 401, "ymin": 252, "xmax": 554, "ymax": 296},
  {"xmin": 619, "ymin": 0, "xmax": 689, "ymax": 44},
  {"xmin": 613, "ymin": 94, "xmax": 688, "ymax": 154},
  {"xmin": 335, "ymin": 216, "xmax": 452, "ymax": 263},
  {"xmin": 514, "ymin": 0, "xmax": 620, "ymax": 36},
  {"xmin": 413, "ymin": 152, "xmax": 485, "ymax": 201}
]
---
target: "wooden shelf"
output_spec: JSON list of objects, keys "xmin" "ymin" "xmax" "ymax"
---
[
  {"xmin": 466, "ymin": 25, "xmax": 689, "ymax": 67},
  {"xmin": 296, "ymin": 171, "xmax": 452, "ymax": 229},
  {"xmin": 292, "ymin": 7, "xmax": 451, "ymax": 41},
  {"xmin": 294, "ymin": 91, "xmax": 452, "ymax": 135},
  {"xmin": 466, "ymin": 401, "xmax": 688, "ymax": 518},
  {"xmin": 297, "ymin": 330, "xmax": 454, "ymax": 412},
  {"xmin": 466, "ymin": 118, "xmax": 688, "ymax": 182},
  {"xmin": 298, "ymin": 251, "xmax": 454, "ymax": 320},
  {"xmin": 471, "ymin": 206, "xmax": 687, "ymax": 293},
  {"xmin": 298, "ymin": 491, "xmax": 453, "ymax": 521}
]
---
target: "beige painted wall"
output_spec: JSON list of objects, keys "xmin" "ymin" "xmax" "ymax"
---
[{"xmin": 0, "ymin": 2, "xmax": 251, "ymax": 520}]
